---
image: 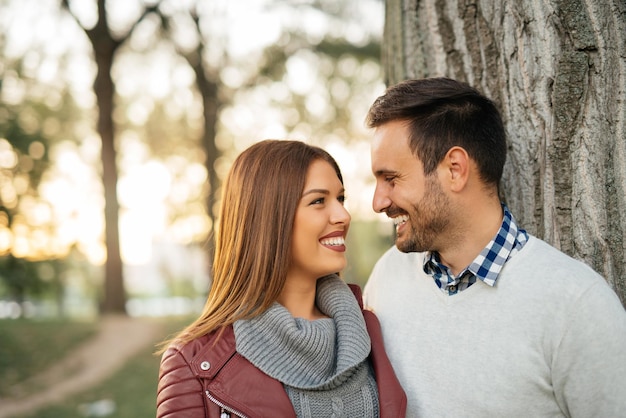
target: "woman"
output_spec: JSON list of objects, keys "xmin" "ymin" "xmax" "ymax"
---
[{"xmin": 156, "ymin": 140, "xmax": 406, "ymax": 417}]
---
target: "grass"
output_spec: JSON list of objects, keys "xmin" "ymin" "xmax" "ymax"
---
[
  {"xmin": 18, "ymin": 343, "xmax": 161, "ymax": 418},
  {"xmin": 0, "ymin": 316, "xmax": 190, "ymax": 418},
  {"xmin": 0, "ymin": 318, "xmax": 97, "ymax": 397}
]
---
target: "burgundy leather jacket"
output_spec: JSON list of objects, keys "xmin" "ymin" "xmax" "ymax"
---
[{"xmin": 156, "ymin": 285, "xmax": 407, "ymax": 417}]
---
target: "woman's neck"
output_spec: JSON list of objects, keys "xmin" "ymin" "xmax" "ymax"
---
[{"xmin": 277, "ymin": 278, "xmax": 328, "ymax": 320}]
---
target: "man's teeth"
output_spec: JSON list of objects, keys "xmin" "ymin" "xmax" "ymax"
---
[
  {"xmin": 393, "ymin": 215, "xmax": 409, "ymax": 226},
  {"xmin": 320, "ymin": 237, "xmax": 345, "ymax": 246}
]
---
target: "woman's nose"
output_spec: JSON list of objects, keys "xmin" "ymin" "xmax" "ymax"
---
[{"xmin": 331, "ymin": 203, "xmax": 351, "ymax": 225}]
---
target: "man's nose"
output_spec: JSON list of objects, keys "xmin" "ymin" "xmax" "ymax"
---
[{"xmin": 372, "ymin": 183, "xmax": 391, "ymax": 214}]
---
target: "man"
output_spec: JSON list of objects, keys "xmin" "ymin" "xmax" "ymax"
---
[{"xmin": 363, "ymin": 77, "xmax": 626, "ymax": 417}]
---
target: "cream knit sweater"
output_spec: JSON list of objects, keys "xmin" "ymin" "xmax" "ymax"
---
[{"xmin": 364, "ymin": 236, "xmax": 626, "ymax": 418}]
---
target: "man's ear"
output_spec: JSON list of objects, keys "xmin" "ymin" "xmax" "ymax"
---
[{"xmin": 443, "ymin": 146, "xmax": 470, "ymax": 192}]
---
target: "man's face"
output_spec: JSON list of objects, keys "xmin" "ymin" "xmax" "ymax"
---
[{"xmin": 371, "ymin": 120, "xmax": 451, "ymax": 253}]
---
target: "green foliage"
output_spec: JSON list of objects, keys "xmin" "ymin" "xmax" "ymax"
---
[
  {"xmin": 0, "ymin": 256, "xmax": 59, "ymax": 301},
  {"xmin": 0, "ymin": 109, "xmax": 50, "ymax": 189},
  {"xmin": 0, "ymin": 52, "xmax": 91, "ymax": 300},
  {"xmin": 0, "ymin": 53, "xmax": 87, "ymax": 232},
  {"xmin": 0, "ymin": 318, "xmax": 97, "ymax": 397},
  {"xmin": 314, "ymin": 38, "xmax": 381, "ymax": 62},
  {"xmin": 0, "ymin": 63, "xmax": 84, "ymax": 191}
]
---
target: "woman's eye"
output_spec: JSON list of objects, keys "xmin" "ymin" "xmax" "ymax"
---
[
  {"xmin": 338, "ymin": 195, "xmax": 346, "ymax": 204},
  {"xmin": 310, "ymin": 197, "xmax": 324, "ymax": 205}
]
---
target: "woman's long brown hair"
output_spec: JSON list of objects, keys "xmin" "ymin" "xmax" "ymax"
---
[{"xmin": 157, "ymin": 140, "xmax": 343, "ymax": 352}]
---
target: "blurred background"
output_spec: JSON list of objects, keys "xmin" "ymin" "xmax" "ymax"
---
[{"xmin": 0, "ymin": 0, "xmax": 393, "ymax": 416}]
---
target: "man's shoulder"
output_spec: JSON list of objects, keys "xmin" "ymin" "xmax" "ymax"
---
[
  {"xmin": 519, "ymin": 236, "xmax": 601, "ymax": 276},
  {"xmin": 507, "ymin": 236, "xmax": 610, "ymax": 294}
]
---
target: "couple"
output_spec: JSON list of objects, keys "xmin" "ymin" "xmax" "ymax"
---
[{"xmin": 156, "ymin": 78, "xmax": 626, "ymax": 417}]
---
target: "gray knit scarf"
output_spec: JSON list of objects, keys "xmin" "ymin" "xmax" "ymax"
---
[{"xmin": 233, "ymin": 274, "xmax": 380, "ymax": 418}]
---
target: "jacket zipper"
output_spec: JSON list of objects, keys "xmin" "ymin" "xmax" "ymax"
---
[{"xmin": 205, "ymin": 390, "xmax": 249, "ymax": 418}]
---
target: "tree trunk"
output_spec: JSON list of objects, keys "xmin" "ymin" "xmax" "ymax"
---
[
  {"xmin": 199, "ymin": 75, "xmax": 220, "ymax": 258},
  {"xmin": 383, "ymin": 0, "xmax": 626, "ymax": 306},
  {"xmin": 93, "ymin": 45, "xmax": 125, "ymax": 314},
  {"xmin": 63, "ymin": 0, "xmax": 159, "ymax": 314},
  {"xmin": 186, "ymin": 44, "xmax": 221, "ymax": 259},
  {"xmin": 74, "ymin": 0, "xmax": 126, "ymax": 314},
  {"xmin": 157, "ymin": 9, "xmax": 222, "ymax": 264}
]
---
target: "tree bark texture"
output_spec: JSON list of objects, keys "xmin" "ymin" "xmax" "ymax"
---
[{"xmin": 383, "ymin": 0, "xmax": 626, "ymax": 306}]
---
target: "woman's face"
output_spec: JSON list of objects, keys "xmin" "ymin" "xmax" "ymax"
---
[{"xmin": 288, "ymin": 159, "xmax": 351, "ymax": 281}]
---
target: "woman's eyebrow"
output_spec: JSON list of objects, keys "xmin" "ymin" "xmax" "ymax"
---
[
  {"xmin": 302, "ymin": 188, "xmax": 330, "ymax": 197},
  {"xmin": 301, "ymin": 187, "xmax": 345, "ymax": 197}
]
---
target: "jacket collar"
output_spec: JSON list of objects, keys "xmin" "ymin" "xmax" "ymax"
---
[
  {"xmin": 189, "ymin": 326, "xmax": 297, "ymax": 418},
  {"xmin": 189, "ymin": 326, "xmax": 237, "ymax": 379}
]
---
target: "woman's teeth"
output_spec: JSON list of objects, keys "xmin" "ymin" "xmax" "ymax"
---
[{"xmin": 320, "ymin": 237, "xmax": 345, "ymax": 246}]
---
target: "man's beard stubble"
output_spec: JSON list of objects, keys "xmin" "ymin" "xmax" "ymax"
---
[{"xmin": 395, "ymin": 176, "xmax": 451, "ymax": 254}]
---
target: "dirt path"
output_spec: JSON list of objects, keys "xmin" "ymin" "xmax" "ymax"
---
[{"xmin": 0, "ymin": 315, "xmax": 164, "ymax": 418}]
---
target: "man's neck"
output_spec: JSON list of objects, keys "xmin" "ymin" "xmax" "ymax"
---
[{"xmin": 436, "ymin": 200, "xmax": 504, "ymax": 276}]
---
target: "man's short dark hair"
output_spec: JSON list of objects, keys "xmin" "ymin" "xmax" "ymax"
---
[{"xmin": 367, "ymin": 77, "xmax": 507, "ymax": 186}]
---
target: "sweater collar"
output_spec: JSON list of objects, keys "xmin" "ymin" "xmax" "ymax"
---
[{"xmin": 233, "ymin": 274, "xmax": 371, "ymax": 389}]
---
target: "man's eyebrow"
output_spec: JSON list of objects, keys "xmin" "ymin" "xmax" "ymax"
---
[{"xmin": 373, "ymin": 169, "xmax": 397, "ymax": 177}]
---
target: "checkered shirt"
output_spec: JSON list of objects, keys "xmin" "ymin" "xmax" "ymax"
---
[{"xmin": 423, "ymin": 204, "xmax": 528, "ymax": 296}]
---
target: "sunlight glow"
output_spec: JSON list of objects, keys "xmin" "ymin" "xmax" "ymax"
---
[
  {"xmin": 2, "ymin": 0, "xmax": 387, "ymax": 292},
  {"xmin": 118, "ymin": 161, "xmax": 172, "ymax": 264},
  {"xmin": 0, "ymin": 228, "xmax": 12, "ymax": 254},
  {"xmin": 224, "ymin": 0, "xmax": 282, "ymax": 57},
  {"xmin": 37, "ymin": 141, "xmax": 105, "ymax": 264}
]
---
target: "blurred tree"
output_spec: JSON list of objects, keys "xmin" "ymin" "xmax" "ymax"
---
[
  {"xmin": 61, "ymin": 0, "xmax": 161, "ymax": 314},
  {"xmin": 0, "ymin": 56, "xmax": 52, "ymax": 245},
  {"xmin": 155, "ymin": 0, "xmax": 383, "ymax": 258},
  {"xmin": 157, "ymin": 5, "xmax": 224, "ymax": 257},
  {"xmin": 1, "ymin": 0, "xmax": 389, "ymax": 309},
  {"xmin": 382, "ymin": 0, "xmax": 626, "ymax": 306},
  {"xmin": 0, "ymin": 46, "xmax": 85, "ymax": 310},
  {"xmin": 0, "ymin": 255, "xmax": 45, "ymax": 305}
]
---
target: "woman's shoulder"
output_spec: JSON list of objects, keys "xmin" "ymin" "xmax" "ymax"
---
[
  {"xmin": 162, "ymin": 326, "xmax": 236, "ymax": 371},
  {"xmin": 347, "ymin": 282, "xmax": 364, "ymax": 309},
  {"xmin": 157, "ymin": 329, "xmax": 236, "ymax": 418}
]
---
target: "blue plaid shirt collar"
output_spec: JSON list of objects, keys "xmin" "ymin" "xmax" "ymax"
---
[{"xmin": 424, "ymin": 204, "xmax": 528, "ymax": 292}]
